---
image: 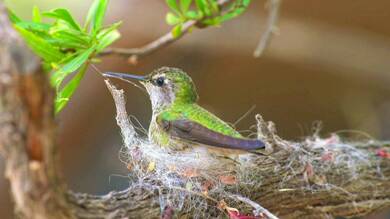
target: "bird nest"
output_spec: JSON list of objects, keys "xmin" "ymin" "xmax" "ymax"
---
[{"xmin": 105, "ymin": 80, "xmax": 381, "ymax": 218}]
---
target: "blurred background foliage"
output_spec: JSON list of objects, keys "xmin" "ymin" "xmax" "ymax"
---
[{"xmin": 1, "ymin": 0, "xmax": 390, "ymax": 218}]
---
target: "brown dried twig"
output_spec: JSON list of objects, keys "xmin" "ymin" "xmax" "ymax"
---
[{"xmin": 253, "ymin": 0, "xmax": 282, "ymax": 57}]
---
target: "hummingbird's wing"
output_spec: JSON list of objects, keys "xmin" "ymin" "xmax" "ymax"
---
[{"xmin": 159, "ymin": 118, "xmax": 265, "ymax": 151}]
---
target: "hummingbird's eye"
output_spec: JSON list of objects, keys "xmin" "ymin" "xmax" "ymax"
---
[{"xmin": 155, "ymin": 77, "xmax": 165, "ymax": 87}]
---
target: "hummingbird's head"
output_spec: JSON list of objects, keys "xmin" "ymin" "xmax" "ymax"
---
[{"xmin": 104, "ymin": 67, "xmax": 198, "ymax": 112}]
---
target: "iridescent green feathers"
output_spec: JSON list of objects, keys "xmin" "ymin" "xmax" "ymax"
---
[
  {"xmin": 104, "ymin": 67, "xmax": 264, "ymax": 151},
  {"xmin": 150, "ymin": 67, "xmax": 242, "ymax": 138},
  {"xmin": 148, "ymin": 67, "xmax": 199, "ymax": 105}
]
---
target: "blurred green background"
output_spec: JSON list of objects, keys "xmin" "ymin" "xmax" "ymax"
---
[{"xmin": 1, "ymin": 0, "xmax": 390, "ymax": 218}]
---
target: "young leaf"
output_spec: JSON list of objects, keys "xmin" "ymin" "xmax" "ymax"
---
[
  {"xmin": 49, "ymin": 20, "xmax": 88, "ymax": 35},
  {"xmin": 85, "ymin": 0, "xmax": 108, "ymax": 33},
  {"xmin": 85, "ymin": 0, "xmax": 99, "ymax": 29},
  {"xmin": 242, "ymin": 0, "xmax": 251, "ymax": 6},
  {"xmin": 32, "ymin": 6, "xmax": 41, "ymax": 23},
  {"xmin": 43, "ymin": 8, "xmax": 81, "ymax": 31},
  {"xmin": 166, "ymin": 12, "xmax": 180, "ymax": 25},
  {"xmin": 93, "ymin": 0, "xmax": 109, "ymax": 32},
  {"xmin": 13, "ymin": 25, "xmax": 64, "ymax": 62},
  {"xmin": 96, "ymin": 21, "xmax": 121, "ymax": 38},
  {"xmin": 203, "ymin": 17, "xmax": 221, "ymax": 26},
  {"xmin": 55, "ymin": 63, "xmax": 88, "ymax": 114},
  {"xmin": 51, "ymin": 46, "xmax": 95, "ymax": 88},
  {"xmin": 180, "ymin": 0, "xmax": 192, "ymax": 13},
  {"xmin": 195, "ymin": 0, "xmax": 211, "ymax": 16},
  {"xmin": 171, "ymin": 24, "xmax": 182, "ymax": 38},
  {"xmin": 220, "ymin": 0, "xmax": 251, "ymax": 22},
  {"xmin": 16, "ymin": 21, "xmax": 51, "ymax": 33},
  {"xmin": 49, "ymin": 27, "xmax": 91, "ymax": 46},
  {"xmin": 47, "ymin": 31, "xmax": 89, "ymax": 50},
  {"xmin": 8, "ymin": 9, "xmax": 22, "ymax": 24},
  {"xmin": 166, "ymin": 0, "xmax": 180, "ymax": 15},
  {"xmin": 95, "ymin": 28, "xmax": 120, "ymax": 53},
  {"xmin": 208, "ymin": 0, "xmax": 219, "ymax": 14},
  {"xmin": 185, "ymin": 10, "xmax": 200, "ymax": 19}
]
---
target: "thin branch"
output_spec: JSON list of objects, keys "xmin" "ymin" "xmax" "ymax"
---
[
  {"xmin": 253, "ymin": 0, "xmax": 282, "ymax": 57},
  {"xmin": 99, "ymin": 20, "xmax": 196, "ymax": 62},
  {"xmin": 234, "ymin": 104, "xmax": 256, "ymax": 126},
  {"xmin": 101, "ymin": 0, "xmax": 282, "ymax": 62},
  {"xmin": 229, "ymin": 194, "xmax": 280, "ymax": 219},
  {"xmin": 100, "ymin": 0, "xmax": 233, "ymax": 63}
]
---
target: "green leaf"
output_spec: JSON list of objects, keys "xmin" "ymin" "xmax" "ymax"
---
[
  {"xmin": 185, "ymin": 10, "xmax": 199, "ymax": 19},
  {"xmin": 93, "ymin": 0, "xmax": 109, "ymax": 32},
  {"xmin": 85, "ymin": 0, "xmax": 108, "ymax": 33},
  {"xmin": 47, "ymin": 20, "xmax": 91, "ymax": 49},
  {"xmin": 195, "ymin": 0, "xmax": 211, "ymax": 16},
  {"xmin": 32, "ymin": 6, "xmax": 41, "ymax": 23},
  {"xmin": 51, "ymin": 46, "xmax": 95, "ymax": 88},
  {"xmin": 55, "ymin": 63, "xmax": 88, "ymax": 114},
  {"xmin": 85, "ymin": 0, "xmax": 99, "ymax": 29},
  {"xmin": 208, "ymin": 0, "xmax": 219, "ymax": 14},
  {"xmin": 166, "ymin": 0, "xmax": 180, "ymax": 15},
  {"xmin": 49, "ymin": 27, "xmax": 90, "ymax": 44},
  {"xmin": 180, "ymin": 0, "xmax": 192, "ymax": 13},
  {"xmin": 242, "ymin": 0, "xmax": 251, "ymax": 6},
  {"xmin": 47, "ymin": 32, "xmax": 89, "ymax": 50},
  {"xmin": 219, "ymin": 0, "xmax": 251, "ymax": 22},
  {"xmin": 43, "ymin": 8, "xmax": 81, "ymax": 31},
  {"xmin": 8, "ymin": 9, "xmax": 22, "ymax": 24},
  {"xmin": 166, "ymin": 12, "xmax": 180, "ymax": 25},
  {"xmin": 13, "ymin": 25, "xmax": 64, "ymax": 63},
  {"xmin": 171, "ymin": 24, "xmax": 182, "ymax": 38},
  {"xmin": 49, "ymin": 20, "xmax": 88, "ymax": 36},
  {"xmin": 203, "ymin": 17, "xmax": 221, "ymax": 26},
  {"xmin": 96, "ymin": 21, "xmax": 121, "ymax": 38},
  {"xmin": 55, "ymin": 52, "xmax": 78, "ymax": 66},
  {"xmin": 16, "ymin": 21, "xmax": 51, "ymax": 33},
  {"xmin": 96, "ymin": 28, "xmax": 120, "ymax": 53}
]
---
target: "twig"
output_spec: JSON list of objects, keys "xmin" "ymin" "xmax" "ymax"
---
[
  {"xmin": 229, "ymin": 194, "xmax": 279, "ymax": 219},
  {"xmin": 100, "ymin": 20, "xmax": 196, "ymax": 62},
  {"xmin": 234, "ymin": 104, "xmax": 256, "ymax": 126},
  {"xmin": 101, "ymin": 0, "xmax": 282, "ymax": 62},
  {"xmin": 100, "ymin": 0, "xmax": 233, "ymax": 63},
  {"xmin": 253, "ymin": 0, "xmax": 282, "ymax": 57}
]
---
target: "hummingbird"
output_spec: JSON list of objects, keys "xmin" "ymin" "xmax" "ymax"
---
[{"xmin": 103, "ymin": 67, "xmax": 265, "ymax": 160}]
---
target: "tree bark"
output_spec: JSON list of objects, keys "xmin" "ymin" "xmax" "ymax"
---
[
  {"xmin": 0, "ymin": 3, "xmax": 74, "ymax": 218},
  {"xmin": 0, "ymin": 3, "xmax": 389, "ymax": 219}
]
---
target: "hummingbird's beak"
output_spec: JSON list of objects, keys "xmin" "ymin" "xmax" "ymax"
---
[{"xmin": 103, "ymin": 72, "xmax": 146, "ymax": 81}]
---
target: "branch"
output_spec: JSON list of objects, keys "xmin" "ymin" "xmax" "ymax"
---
[
  {"xmin": 99, "ymin": 0, "xmax": 232, "ymax": 62},
  {"xmin": 100, "ymin": 0, "xmax": 281, "ymax": 63},
  {"xmin": 0, "ymin": 4, "xmax": 73, "ymax": 218},
  {"xmin": 99, "ymin": 20, "xmax": 197, "ymax": 63},
  {"xmin": 253, "ymin": 0, "xmax": 282, "ymax": 57},
  {"xmin": 89, "ymin": 81, "xmax": 389, "ymax": 219}
]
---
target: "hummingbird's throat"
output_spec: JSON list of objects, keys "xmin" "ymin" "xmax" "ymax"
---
[{"xmin": 144, "ymin": 82, "xmax": 175, "ymax": 112}]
